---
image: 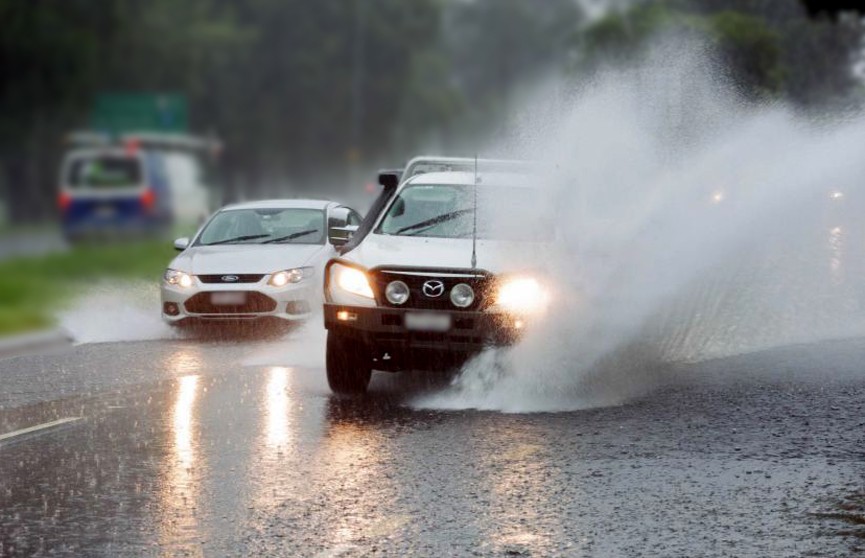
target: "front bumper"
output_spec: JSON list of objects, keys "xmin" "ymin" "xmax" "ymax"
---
[
  {"xmin": 161, "ymin": 279, "xmax": 317, "ymax": 323},
  {"xmin": 323, "ymin": 303, "xmax": 523, "ymax": 352}
]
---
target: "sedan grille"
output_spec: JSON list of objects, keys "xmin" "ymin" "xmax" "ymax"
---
[
  {"xmin": 184, "ymin": 292, "xmax": 277, "ymax": 314},
  {"xmin": 198, "ymin": 274, "xmax": 264, "ymax": 284}
]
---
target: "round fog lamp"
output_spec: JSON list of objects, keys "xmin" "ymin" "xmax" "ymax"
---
[
  {"xmin": 450, "ymin": 283, "xmax": 475, "ymax": 308},
  {"xmin": 385, "ymin": 280, "xmax": 410, "ymax": 305}
]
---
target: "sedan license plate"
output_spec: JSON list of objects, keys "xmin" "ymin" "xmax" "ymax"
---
[
  {"xmin": 404, "ymin": 312, "xmax": 451, "ymax": 332},
  {"xmin": 211, "ymin": 292, "xmax": 246, "ymax": 305}
]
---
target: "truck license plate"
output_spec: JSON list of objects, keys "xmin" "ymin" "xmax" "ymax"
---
[
  {"xmin": 211, "ymin": 292, "xmax": 246, "ymax": 305},
  {"xmin": 404, "ymin": 312, "xmax": 451, "ymax": 332}
]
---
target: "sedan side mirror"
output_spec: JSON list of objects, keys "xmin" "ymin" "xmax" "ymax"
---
[
  {"xmin": 328, "ymin": 225, "xmax": 358, "ymax": 247},
  {"xmin": 174, "ymin": 237, "xmax": 190, "ymax": 251}
]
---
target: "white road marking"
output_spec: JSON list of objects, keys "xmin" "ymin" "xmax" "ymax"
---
[{"xmin": 0, "ymin": 417, "xmax": 83, "ymax": 444}]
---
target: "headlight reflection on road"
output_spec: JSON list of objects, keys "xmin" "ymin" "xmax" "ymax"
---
[
  {"xmin": 265, "ymin": 367, "xmax": 291, "ymax": 449},
  {"xmin": 158, "ymin": 373, "xmax": 203, "ymax": 552},
  {"xmin": 250, "ymin": 367, "xmax": 297, "ymax": 512},
  {"xmin": 317, "ymin": 420, "xmax": 401, "ymax": 549},
  {"xmin": 165, "ymin": 348, "xmax": 204, "ymax": 376},
  {"xmin": 173, "ymin": 375, "xmax": 199, "ymax": 470}
]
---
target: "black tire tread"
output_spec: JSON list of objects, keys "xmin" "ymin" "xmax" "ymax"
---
[{"xmin": 326, "ymin": 331, "xmax": 372, "ymax": 394}]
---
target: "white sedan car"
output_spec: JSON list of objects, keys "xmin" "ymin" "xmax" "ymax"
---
[{"xmin": 161, "ymin": 199, "xmax": 361, "ymax": 326}]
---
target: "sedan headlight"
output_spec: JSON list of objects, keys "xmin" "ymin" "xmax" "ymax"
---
[
  {"xmin": 269, "ymin": 267, "xmax": 313, "ymax": 287},
  {"xmin": 327, "ymin": 262, "xmax": 376, "ymax": 307},
  {"xmin": 494, "ymin": 276, "xmax": 549, "ymax": 314},
  {"xmin": 164, "ymin": 269, "xmax": 194, "ymax": 288}
]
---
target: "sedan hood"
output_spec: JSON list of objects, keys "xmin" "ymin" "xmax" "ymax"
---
[
  {"xmin": 170, "ymin": 244, "xmax": 326, "ymax": 275},
  {"xmin": 342, "ymin": 233, "xmax": 552, "ymax": 274}
]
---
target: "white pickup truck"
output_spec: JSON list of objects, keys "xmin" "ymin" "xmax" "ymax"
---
[{"xmin": 323, "ymin": 158, "xmax": 554, "ymax": 393}]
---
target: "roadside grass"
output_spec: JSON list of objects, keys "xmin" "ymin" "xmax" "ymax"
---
[{"xmin": 0, "ymin": 241, "xmax": 176, "ymax": 336}]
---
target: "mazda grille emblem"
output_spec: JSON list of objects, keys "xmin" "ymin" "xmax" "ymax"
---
[
  {"xmin": 221, "ymin": 275, "xmax": 239, "ymax": 283},
  {"xmin": 422, "ymin": 280, "xmax": 445, "ymax": 298}
]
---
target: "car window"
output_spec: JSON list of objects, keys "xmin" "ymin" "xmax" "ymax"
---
[{"xmin": 197, "ymin": 208, "xmax": 326, "ymax": 245}]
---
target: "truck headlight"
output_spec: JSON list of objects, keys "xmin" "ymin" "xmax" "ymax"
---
[
  {"xmin": 385, "ymin": 280, "xmax": 410, "ymax": 305},
  {"xmin": 164, "ymin": 269, "xmax": 193, "ymax": 288},
  {"xmin": 450, "ymin": 283, "xmax": 475, "ymax": 308},
  {"xmin": 494, "ymin": 277, "xmax": 548, "ymax": 314},
  {"xmin": 269, "ymin": 267, "xmax": 313, "ymax": 287},
  {"xmin": 328, "ymin": 262, "xmax": 376, "ymax": 307}
]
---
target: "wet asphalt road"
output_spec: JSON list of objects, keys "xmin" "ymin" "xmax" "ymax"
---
[{"xmin": 2, "ymin": 334, "xmax": 865, "ymax": 557}]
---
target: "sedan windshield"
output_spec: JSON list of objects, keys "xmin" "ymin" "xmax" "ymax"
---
[
  {"xmin": 377, "ymin": 184, "xmax": 549, "ymax": 241},
  {"xmin": 197, "ymin": 208, "xmax": 325, "ymax": 246}
]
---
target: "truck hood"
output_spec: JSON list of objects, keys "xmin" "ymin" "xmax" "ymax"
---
[
  {"xmin": 342, "ymin": 233, "xmax": 552, "ymax": 274},
  {"xmin": 170, "ymin": 244, "xmax": 327, "ymax": 275}
]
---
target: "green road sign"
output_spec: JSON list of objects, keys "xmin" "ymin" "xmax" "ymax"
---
[{"xmin": 90, "ymin": 93, "xmax": 189, "ymax": 134}]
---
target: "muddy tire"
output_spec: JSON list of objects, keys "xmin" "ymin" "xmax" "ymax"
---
[{"xmin": 326, "ymin": 331, "xmax": 372, "ymax": 394}]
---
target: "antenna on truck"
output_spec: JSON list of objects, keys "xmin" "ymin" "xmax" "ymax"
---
[{"xmin": 471, "ymin": 154, "xmax": 478, "ymax": 269}]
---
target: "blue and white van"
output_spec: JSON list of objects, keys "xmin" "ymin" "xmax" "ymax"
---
[{"xmin": 58, "ymin": 146, "xmax": 175, "ymax": 240}]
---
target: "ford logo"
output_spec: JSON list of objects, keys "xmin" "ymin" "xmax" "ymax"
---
[
  {"xmin": 221, "ymin": 275, "xmax": 239, "ymax": 283},
  {"xmin": 422, "ymin": 280, "xmax": 445, "ymax": 298}
]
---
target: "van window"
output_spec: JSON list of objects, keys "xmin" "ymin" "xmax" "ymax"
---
[{"xmin": 67, "ymin": 156, "xmax": 143, "ymax": 189}]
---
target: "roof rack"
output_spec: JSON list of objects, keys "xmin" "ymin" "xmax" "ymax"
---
[{"xmin": 402, "ymin": 156, "xmax": 537, "ymax": 180}]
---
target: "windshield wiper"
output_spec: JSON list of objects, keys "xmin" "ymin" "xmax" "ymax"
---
[
  {"xmin": 203, "ymin": 234, "xmax": 270, "ymax": 246},
  {"xmin": 262, "ymin": 229, "xmax": 319, "ymax": 243},
  {"xmin": 395, "ymin": 208, "xmax": 474, "ymax": 235}
]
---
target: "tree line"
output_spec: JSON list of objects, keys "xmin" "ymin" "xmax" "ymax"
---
[{"xmin": 0, "ymin": 0, "xmax": 862, "ymax": 221}]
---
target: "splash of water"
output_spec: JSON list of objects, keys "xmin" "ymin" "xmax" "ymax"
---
[
  {"xmin": 416, "ymin": 41, "xmax": 865, "ymax": 412},
  {"xmin": 58, "ymin": 281, "xmax": 176, "ymax": 343}
]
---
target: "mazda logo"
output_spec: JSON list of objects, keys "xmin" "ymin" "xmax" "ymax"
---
[
  {"xmin": 422, "ymin": 280, "xmax": 445, "ymax": 298},
  {"xmin": 221, "ymin": 275, "xmax": 239, "ymax": 283}
]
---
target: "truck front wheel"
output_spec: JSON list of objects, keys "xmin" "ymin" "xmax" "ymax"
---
[{"xmin": 326, "ymin": 331, "xmax": 372, "ymax": 394}]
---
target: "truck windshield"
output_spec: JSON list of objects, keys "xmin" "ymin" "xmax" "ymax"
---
[
  {"xmin": 377, "ymin": 184, "xmax": 549, "ymax": 241},
  {"xmin": 197, "ymin": 208, "xmax": 326, "ymax": 246},
  {"xmin": 67, "ymin": 156, "xmax": 143, "ymax": 189}
]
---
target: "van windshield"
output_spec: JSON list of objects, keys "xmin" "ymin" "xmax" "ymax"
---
[
  {"xmin": 377, "ymin": 184, "xmax": 549, "ymax": 241},
  {"xmin": 67, "ymin": 156, "xmax": 143, "ymax": 189}
]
